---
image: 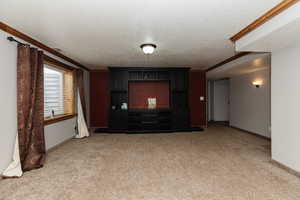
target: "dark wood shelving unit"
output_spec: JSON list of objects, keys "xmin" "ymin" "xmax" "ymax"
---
[{"xmin": 108, "ymin": 67, "xmax": 191, "ymax": 132}]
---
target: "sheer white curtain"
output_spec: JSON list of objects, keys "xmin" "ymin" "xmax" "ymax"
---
[
  {"xmin": 2, "ymin": 135, "xmax": 23, "ymax": 177},
  {"xmin": 75, "ymin": 91, "xmax": 89, "ymax": 138}
]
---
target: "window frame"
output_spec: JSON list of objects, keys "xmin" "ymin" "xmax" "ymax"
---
[{"xmin": 43, "ymin": 55, "xmax": 77, "ymax": 125}]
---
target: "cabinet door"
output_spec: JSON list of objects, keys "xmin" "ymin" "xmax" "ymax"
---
[
  {"xmin": 109, "ymin": 110, "xmax": 128, "ymax": 129},
  {"xmin": 172, "ymin": 109, "xmax": 189, "ymax": 129},
  {"xmin": 172, "ymin": 92, "xmax": 188, "ymax": 109},
  {"xmin": 171, "ymin": 70, "xmax": 188, "ymax": 91},
  {"xmin": 110, "ymin": 70, "xmax": 128, "ymax": 91}
]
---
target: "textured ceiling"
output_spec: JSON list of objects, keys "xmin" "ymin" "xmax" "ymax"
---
[
  {"xmin": 206, "ymin": 53, "xmax": 271, "ymax": 80},
  {"xmin": 0, "ymin": 0, "xmax": 281, "ymax": 69}
]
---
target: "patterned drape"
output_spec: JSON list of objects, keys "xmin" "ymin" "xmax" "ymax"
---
[{"xmin": 17, "ymin": 44, "xmax": 46, "ymax": 171}]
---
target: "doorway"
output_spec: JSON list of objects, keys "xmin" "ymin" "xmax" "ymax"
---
[{"xmin": 208, "ymin": 79, "xmax": 230, "ymax": 125}]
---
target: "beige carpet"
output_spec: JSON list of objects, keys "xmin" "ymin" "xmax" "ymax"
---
[{"xmin": 1, "ymin": 126, "xmax": 300, "ymax": 200}]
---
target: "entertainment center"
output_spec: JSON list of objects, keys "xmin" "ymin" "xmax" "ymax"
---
[{"xmin": 109, "ymin": 67, "xmax": 195, "ymax": 133}]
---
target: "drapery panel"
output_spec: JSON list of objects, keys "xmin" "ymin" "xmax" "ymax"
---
[
  {"xmin": 75, "ymin": 69, "xmax": 89, "ymax": 138},
  {"xmin": 3, "ymin": 45, "xmax": 46, "ymax": 177},
  {"xmin": 75, "ymin": 91, "xmax": 90, "ymax": 138},
  {"xmin": 2, "ymin": 135, "xmax": 23, "ymax": 177},
  {"xmin": 76, "ymin": 69, "xmax": 87, "ymax": 120},
  {"xmin": 17, "ymin": 45, "xmax": 46, "ymax": 171}
]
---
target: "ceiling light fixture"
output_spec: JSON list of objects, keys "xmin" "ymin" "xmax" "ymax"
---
[{"xmin": 140, "ymin": 44, "xmax": 157, "ymax": 55}]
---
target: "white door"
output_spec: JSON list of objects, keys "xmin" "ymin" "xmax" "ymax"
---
[{"xmin": 213, "ymin": 79, "xmax": 230, "ymax": 121}]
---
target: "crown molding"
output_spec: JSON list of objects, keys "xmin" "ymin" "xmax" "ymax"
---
[
  {"xmin": 0, "ymin": 21, "xmax": 90, "ymax": 71},
  {"xmin": 205, "ymin": 52, "xmax": 252, "ymax": 72},
  {"xmin": 230, "ymin": 0, "xmax": 300, "ymax": 42}
]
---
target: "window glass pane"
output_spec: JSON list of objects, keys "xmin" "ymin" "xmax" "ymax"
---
[{"xmin": 44, "ymin": 66, "xmax": 64, "ymax": 118}]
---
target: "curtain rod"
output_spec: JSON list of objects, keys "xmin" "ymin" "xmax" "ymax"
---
[
  {"xmin": 8, "ymin": 36, "xmax": 82, "ymax": 72},
  {"xmin": 7, "ymin": 36, "xmax": 89, "ymax": 72},
  {"xmin": 7, "ymin": 36, "xmax": 28, "ymax": 46}
]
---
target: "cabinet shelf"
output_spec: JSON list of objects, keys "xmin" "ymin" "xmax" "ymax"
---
[{"xmin": 111, "ymin": 90, "xmax": 127, "ymax": 93}]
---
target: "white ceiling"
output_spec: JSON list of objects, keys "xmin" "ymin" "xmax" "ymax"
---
[
  {"xmin": 0, "ymin": 0, "xmax": 281, "ymax": 69},
  {"xmin": 235, "ymin": 3, "xmax": 300, "ymax": 53},
  {"xmin": 206, "ymin": 53, "xmax": 270, "ymax": 80}
]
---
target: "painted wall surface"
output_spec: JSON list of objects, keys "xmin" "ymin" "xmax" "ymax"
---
[
  {"xmin": 189, "ymin": 71, "xmax": 206, "ymax": 127},
  {"xmin": 208, "ymin": 81, "xmax": 214, "ymax": 121},
  {"xmin": 0, "ymin": 30, "xmax": 18, "ymax": 174},
  {"xmin": 90, "ymin": 71, "xmax": 109, "ymax": 127},
  {"xmin": 207, "ymin": 81, "xmax": 211, "ymax": 121},
  {"xmin": 213, "ymin": 79, "xmax": 229, "ymax": 121},
  {"xmin": 44, "ymin": 118, "xmax": 76, "ymax": 149},
  {"xmin": 0, "ymin": 30, "xmax": 88, "ymax": 173},
  {"xmin": 230, "ymin": 69, "xmax": 271, "ymax": 138},
  {"xmin": 129, "ymin": 81, "xmax": 170, "ymax": 109},
  {"xmin": 272, "ymin": 45, "xmax": 300, "ymax": 172}
]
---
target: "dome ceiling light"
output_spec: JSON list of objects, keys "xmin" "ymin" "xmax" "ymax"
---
[{"xmin": 140, "ymin": 44, "xmax": 157, "ymax": 55}]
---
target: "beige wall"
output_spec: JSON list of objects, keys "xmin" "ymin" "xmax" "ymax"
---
[
  {"xmin": 230, "ymin": 69, "xmax": 271, "ymax": 138},
  {"xmin": 0, "ymin": 30, "xmax": 18, "ymax": 173},
  {"xmin": 272, "ymin": 45, "xmax": 300, "ymax": 172}
]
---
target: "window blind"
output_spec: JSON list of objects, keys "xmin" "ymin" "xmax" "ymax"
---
[{"xmin": 44, "ymin": 66, "xmax": 64, "ymax": 118}]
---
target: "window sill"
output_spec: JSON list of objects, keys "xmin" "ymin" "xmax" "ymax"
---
[{"xmin": 44, "ymin": 114, "xmax": 77, "ymax": 126}]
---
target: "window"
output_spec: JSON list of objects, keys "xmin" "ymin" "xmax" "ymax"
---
[
  {"xmin": 43, "ymin": 59, "xmax": 75, "ymax": 124},
  {"xmin": 44, "ymin": 66, "xmax": 64, "ymax": 118}
]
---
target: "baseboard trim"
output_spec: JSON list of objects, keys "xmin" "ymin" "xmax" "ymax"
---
[
  {"xmin": 271, "ymin": 159, "xmax": 300, "ymax": 178},
  {"xmin": 209, "ymin": 120, "xmax": 229, "ymax": 123},
  {"xmin": 230, "ymin": 125, "xmax": 271, "ymax": 141},
  {"xmin": 209, "ymin": 121, "xmax": 230, "ymax": 127},
  {"xmin": 47, "ymin": 136, "xmax": 74, "ymax": 153}
]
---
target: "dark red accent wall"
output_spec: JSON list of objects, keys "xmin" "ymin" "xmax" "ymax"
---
[
  {"xmin": 90, "ymin": 70, "xmax": 109, "ymax": 127},
  {"xmin": 129, "ymin": 81, "xmax": 170, "ymax": 109},
  {"xmin": 189, "ymin": 71, "xmax": 207, "ymax": 127}
]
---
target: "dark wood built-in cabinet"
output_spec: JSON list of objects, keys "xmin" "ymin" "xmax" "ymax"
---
[
  {"xmin": 128, "ymin": 109, "xmax": 172, "ymax": 131},
  {"xmin": 109, "ymin": 67, "xmax": 191, "ymax": 132}
]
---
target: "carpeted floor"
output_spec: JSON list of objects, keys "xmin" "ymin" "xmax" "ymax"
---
[{"xmin": 1, "ymin": 126, "xmax": 300, "ymax": 200}]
